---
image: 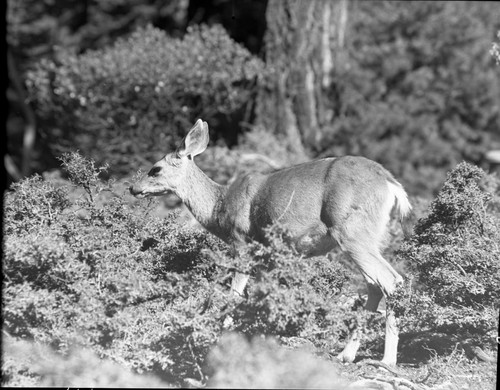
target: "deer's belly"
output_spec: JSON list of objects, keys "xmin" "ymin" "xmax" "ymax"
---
[{"xmin": 295, "ymin": 228, "xmax": 338, "ymax": 256}]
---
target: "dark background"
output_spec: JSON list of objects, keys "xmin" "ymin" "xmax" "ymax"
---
[{"xmin": 5, "ymin": 0, "xmax": 500, "ymax": 197}]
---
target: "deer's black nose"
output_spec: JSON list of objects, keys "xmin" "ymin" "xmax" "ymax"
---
[{"xmin": 129, "ymin": 185, "xmax": 142, "ymax": 196}]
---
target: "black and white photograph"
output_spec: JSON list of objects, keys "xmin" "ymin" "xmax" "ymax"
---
[{"xmin": 3, "ymin": 0, "xmax": 499, "ymax": 388}]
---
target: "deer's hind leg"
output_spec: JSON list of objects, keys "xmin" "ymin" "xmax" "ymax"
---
[
  {"xmin": 334, "ymin": 244, "xmax": 402, "ymax": 364},
  {"xmin": 330, "ymin": 204, "xmax": 403, "ymax": 365},
  {"xmin": 334, "ymin": 248, "xmax": 387, "ymax": 363}
]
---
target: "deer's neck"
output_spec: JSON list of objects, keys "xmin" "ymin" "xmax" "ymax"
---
[{"xmin": 175, "ymin": 163, "xmax": 226, "ymax": 232}]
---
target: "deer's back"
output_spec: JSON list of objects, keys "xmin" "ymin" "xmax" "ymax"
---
[{"xmin": 217, "ymin": 156, "xmax": 395, "ymax": 251}]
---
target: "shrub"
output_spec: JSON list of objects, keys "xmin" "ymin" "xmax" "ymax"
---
[
  {"xmin": 396, "ymin": 162, "xmax": 500, "ymax": 348},
  {"xmin": 194, "ymin": 127, "xmax": 300, "ymax": 188},
  {"xmin": 3, "ymin": 151, "xmax": 353, "ymax": 385},
  {"xmin": 207, "ymin": 224, "xmax": 378, "ymax": 353},
  {"xmin": 2, "ymin": 151, "xmax": 402, "ymax": 385},
  {"xmin": 206, "ymin": 332, "xmax": 350, "ymax": 389},
  {"xmin": 3, "ymin": 175, "xmax": 70, "ymax": 235},
  {"xmin": 26, "ymin": 24, "xmax": 264, "ymax": 175},
  {"xmin": 322, "ymin": 2, "xmax": 500, "ymax": 196},
  {"xmin": 2, "ymin": 335, "xmax": 169, "ymax": 387},
  {"xmin": 2, "ymin": 152, "xmax": 231, "ymax": 385}
]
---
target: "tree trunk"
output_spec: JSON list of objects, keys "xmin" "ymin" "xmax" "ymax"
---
[{"xmin": 256, "ymin": 0, "xmax": 347, "ymax": 157}]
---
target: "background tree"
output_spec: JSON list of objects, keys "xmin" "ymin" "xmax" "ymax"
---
[
  {"xmin": 6, "ymin": 0, "xmax": 192, "ymax": 179},
  {"xmin": 256, "ymin": 0, "xmax": 348, "ymax": 158},
  {"xmin": 319, "ymin": 1, "xmax": 500, "ymax": 196},
  {"xmin": 6, "ymin": 0, "xmax": 266, "ymax": 180},
  {"xmin": 25, "ymin": 25, "xmax": 264, "ymax": 176},
  {"xmin": 7, "ymin": 0, "xmax": 500, "ymax": 196},
  {"xmin": 256, "ymin": 1, "xmax": 500, "ymax": 195}
]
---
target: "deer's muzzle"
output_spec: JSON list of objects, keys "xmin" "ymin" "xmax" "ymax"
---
[{"xmin": 129, "ymin": 184, "xmax": 147, "ymax": 198}]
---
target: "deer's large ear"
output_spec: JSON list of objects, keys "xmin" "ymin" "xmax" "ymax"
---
[{"xmin": 176, "ymin": 119, "xmax": 210, "ymax": 158}]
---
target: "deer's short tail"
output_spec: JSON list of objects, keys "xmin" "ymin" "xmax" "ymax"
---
[{"xmin": 387, "ymin": 180, "xmax": 412, "ymax": 220}]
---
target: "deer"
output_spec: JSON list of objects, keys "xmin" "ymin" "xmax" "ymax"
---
[{"xmin": 129, "ymin": 119, "xmax": 412, "ymax": 366}]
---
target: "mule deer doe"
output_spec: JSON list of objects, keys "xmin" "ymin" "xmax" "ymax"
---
[{"xmin": 130, "ymin": 119, "xmax": 412, "ymax": 366}]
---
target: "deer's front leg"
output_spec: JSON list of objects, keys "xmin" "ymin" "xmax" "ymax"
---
[
  {"xmin": 230, "ymin": 272, "xmax": 250, "ymax": 297},
  {"xmin": 228, "ymin": 243, "xmax": 251, "ymax": 297},
  {"xmin": 223, "ymin": 270, "xmax": 249, "ymax": 329}
]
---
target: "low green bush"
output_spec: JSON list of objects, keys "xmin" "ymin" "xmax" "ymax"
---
[
  {"xmin": 207, "ymin": 224, "xmax": 386, "ymax": 354},
  {"xmin": 206, "ymin": 332, "xmax": 350, "ymax": 389},
  {"xmin": 26, "ymin": 24, "xmax": 264, "ymax": 175},
  {"xmin": 395, "ymin": 162, "xmax": 500, "ymax": 350},
  {"xmin": 7, "ymin": 152, "xmax": 495, "ymax": 386},
  {"xmin": 2, "ymin": 152, "xmax": 228, "ymax": 385},
  {"xmin": 236, "ymin": 227, "xmax": 350, "ymax": 341},
  {"xmin": 2, "ymin": 335, "xmax": 169, "ymax": 387},
  {"xmin": 2, "ymin": 152, "xmax": 352, "ymax": 385}
]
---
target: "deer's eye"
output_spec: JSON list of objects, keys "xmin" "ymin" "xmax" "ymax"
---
[{"xmin": 148, "ymin": 166, "xmax": 162, "ymax": 177}]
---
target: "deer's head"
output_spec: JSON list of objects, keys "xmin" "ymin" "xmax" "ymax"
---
[{"xmin": 129, "ymin": 119, "xmax": 210, "ymax": 198}]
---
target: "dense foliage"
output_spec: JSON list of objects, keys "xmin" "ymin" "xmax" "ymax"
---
[
  {"xmin": 205, "ymin": 333, "xmax": 349, "ymax": 389},
  {"xmin": 3, "ymin": 153, "xmax": 498, "ymax": 387},
  {"xmin": 321, "ymin": 1, "xmax": 500, "ymax": 196},
  {"xmin": 17, "ymin": 2, "xmax": 500, "ymax": 196},
  {"xmin": 2, "ymin": 152, "xmax": 352, "ymax": 386},
  {"xmin": 26, "ymin": 24, "xmax": 264, "ymax": 175},
  {"xmin": 7, "ymin": 0, "xmax": 189, "ymax": 69},
  {"xmin": 209, "ymin": 225, "xmax": 359, "ymax": 347},
  {"xmin": 5, "ymin": 2, "xmax": 500, "ymax": 387},
  {"xmin": 396, "ymin": 162, "xmax": 500, "ymax": 346},
  {"xmin": 3, "ymin": 153, "xmax": 222, "ymax": 384}
]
